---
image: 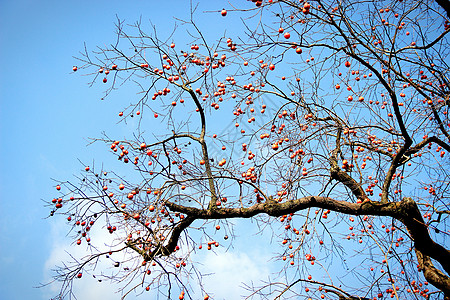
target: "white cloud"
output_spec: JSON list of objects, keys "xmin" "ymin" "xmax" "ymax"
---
[
  {"xmin": 43, "ymin": 217, "xmax": 273, "ymax": 300},
  {"xmin": 42, "ymin": 219, "xmax": 134, "ymax": 300},
  {"xmin": 198, "ymin": 248, "xmax": 271, "ymax": 300}
]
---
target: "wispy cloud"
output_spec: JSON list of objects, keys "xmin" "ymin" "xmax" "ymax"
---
[
  {"xmin": 198, "ymin": 248, "xmax": 272, "ymax": 300},
  {"xmin": 42, "ymin": 219, "xmax": 132, "ymax": 299},
  {"xmin": 43, "ymin": 217, "xmax": 273, "ymax": 300}
]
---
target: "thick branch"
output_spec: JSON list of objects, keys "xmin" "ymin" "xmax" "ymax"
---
[
  {"xmin": 165, "ymin": 196, "xmax": 450, "ymax": 277},
  {"xmin": 396, "ymin": 198, "xmax": 450, "ymax": 275},
  {"xmin": 435, "ymin": 0, "xmax": 450, "ymax": 18},
  {"xmin": 415, "ymin": 249, "xmax": 450, "ymax": 298}
]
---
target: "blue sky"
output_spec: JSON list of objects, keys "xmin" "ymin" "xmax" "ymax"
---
[
  {"xmin": 0, "ymin": 1, "xmax": 288, "ymax": 299},
  {"xmin": 2, "ymin": 1, "xmax": 437, "ymax": 299}
]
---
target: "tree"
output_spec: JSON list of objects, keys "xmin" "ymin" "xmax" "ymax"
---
[{"xmin": 48, "ymin": 0, "xmax": 450, "ymax": 299}]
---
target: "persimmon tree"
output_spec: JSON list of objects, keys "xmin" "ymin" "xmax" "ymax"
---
[{"xmin": 48, "ymin": 0, "xmax": 450, "ymax": 299}]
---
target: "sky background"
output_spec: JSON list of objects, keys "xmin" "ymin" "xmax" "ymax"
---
[
  {"xmin": 1, "ymin": 1, "xmax": 447, "ymax": 299},
  {"xmin": 0, "ymin": 1, "xmax": 399, "ymax": 299},
  {"xmin": 0, "ymin": 1, "xmax": 281, "ymax": 299}
]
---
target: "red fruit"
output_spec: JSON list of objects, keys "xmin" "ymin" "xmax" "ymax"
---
[
  {"xmin": 269, "ymin": 64, "xmax": 275, "ymax": 71},
  {"xmin": 85, "ymin": 166, "xmax": 90, "ymax": 171},
  {"xmin": 103, "ymin": 78, "xmax": 107, "ymax": 83},
  {"xmin": 284, "ymin": 32, "xmax": 291, "ymax": 39},
  {"xmin": 77, "ymin": 272, "xmax": 82, "ymax": 278},
  {"xmin": 111, "ymin": 64, "xmax": 117, "ymax": 70},
  {"xmin": 56, "ymin": 185, "xmax": 61, "ymax": 191},
  {"xmin": 221, "ymin": 9, "xmax": 227, "ymax": 16},
  {"xmin": 140, "ymin": 142, "xmax": 146, "ymax": 149},
  {"xmin": 72, "ymin": 66, "xmax": 78, "ymax": 72},
  {"xmin": 345, "ymin": 61, "xmax": 351, "ymax": 67}
]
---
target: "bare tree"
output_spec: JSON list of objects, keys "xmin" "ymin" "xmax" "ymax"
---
[{"xmin": 48, "ymin": 0, "xmax": 450, "ymax": 299}]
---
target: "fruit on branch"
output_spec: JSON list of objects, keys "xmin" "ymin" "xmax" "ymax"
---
[{"xmin": 61, "ymin": 1, "xmax": 450, "ymax": 298}]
